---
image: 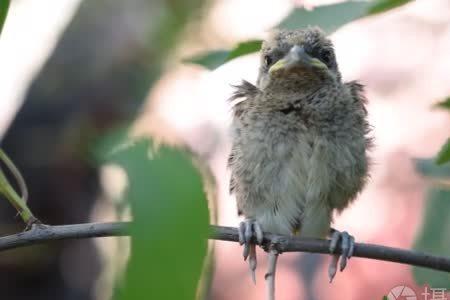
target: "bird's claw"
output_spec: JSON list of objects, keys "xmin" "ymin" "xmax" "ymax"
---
[
  {"xmin": 328, "ymin": 229, "xmax": 355, "ymax": 283},
  {"xmin": 238, "ymin": 219, "xmax": 263, "ymax": 284}
]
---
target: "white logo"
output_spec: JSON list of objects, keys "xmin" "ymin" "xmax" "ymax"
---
[{"xmin": 388, "ymin": 285, "xmax": 417, "ymax": 300}]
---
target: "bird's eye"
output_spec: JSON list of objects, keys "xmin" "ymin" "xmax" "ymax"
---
[
  {"xmin": 319, "ymin": 50, "xmax": 332, "ymax": 65},
  {"xmin": 264, "ymin": 55, "xmax": 272, "ymax": 66}
]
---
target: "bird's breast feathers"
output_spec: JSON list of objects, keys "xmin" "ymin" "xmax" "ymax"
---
[{"xmin": 231, "ymin": 112, "xmax": 367, "ymax": 235}]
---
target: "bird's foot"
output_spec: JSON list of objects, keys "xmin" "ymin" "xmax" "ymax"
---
[
  {"xmin": 238, "ymin": 219, "xmax": 263, "ymax": 284},
  {"xmin": 328, "ymin": 228, "xmax": 355, "ymax": 283}
]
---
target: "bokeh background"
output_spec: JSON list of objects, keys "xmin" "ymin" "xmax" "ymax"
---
[{"xmin": 0, "ymin": 0, "xmax": 449, "ymax": 299}]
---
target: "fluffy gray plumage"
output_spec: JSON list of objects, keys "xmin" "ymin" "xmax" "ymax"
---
[{"xmin": 228, "ymin": 27, "xmax": 371, "ymax": 239}]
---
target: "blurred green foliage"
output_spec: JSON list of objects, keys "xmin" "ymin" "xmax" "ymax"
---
[
  {"xmin": 277, "ymin": 1, "xmax": 372, "ymax": 33},
  {"xmin": 186, "ymin": 40, "xmax": 262, "ymax": 70},
  {"xmin": 0, "ymin": 0, "xmax": 9, "ymax": 35},
  {"xmin": 279, "ymin": 0, "xmax": 412, "ymax": 32},
  {"xmin": 414, "ymin": 160, "xmax": 450, "ymax": 287},
  {"xmin": 436, "ymin": 139, "xmax": 450, "ymax": 165},
  {"xmin": 186, "ymin": 50, "xmax": 230, "ymax": 71},
  {"xmin": 186, "ymin": 0, "xmax": 413, "ymax": 69},
  {"xmin": 435, "ymin": 98, "xmax": 450, "ymax": 110},
  {"xmin": 413, "ymin": 188, "xmax": 450, "ymax": 289},
  {"xmin": 434, "ymin": 97, "xmax": 450, "ymax": 165},
  {"xmin": 368, "ymin": 0, "xmax": 412, "ymax": 15},
  {"xmin": 108, "ymin": 140, "xmax": 209, "ymax": 300},
  {"xmin": 416, "ymin": 159, "xmax": 450, "ymax": 179}
]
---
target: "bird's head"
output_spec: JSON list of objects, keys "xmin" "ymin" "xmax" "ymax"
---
[{"xmin": 257, "ymin": 27, "xmax": 341, "ymax": 93}]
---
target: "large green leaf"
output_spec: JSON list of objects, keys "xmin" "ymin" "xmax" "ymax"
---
[
  {"xmin": 185, "ymin": 40, "xmax": 262, "ymax": 70},
  {"xmin": 277, "ymin": 1, "xmax": 372, "ymax": 33},
  {"xmin": 436, "ymin": 138, "xmax": 450, "ymax": 165},
  {"xmin": 0, "ymin": 0, "xmax": 9, "ymax": 35},
  {"xmin": 278, "ymin": 0, "xmax": 413, "ymax": 31},
  {"xmin": 111, "ymin": 140, "xmax": 209, "ymax": 300}
]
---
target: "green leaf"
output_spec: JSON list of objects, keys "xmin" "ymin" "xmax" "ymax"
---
[
  {"xmin": 185, "ymin": 40, "xmax": 262, "ymax": 70},
  {"xmin": 186, "ymin": 50, "xmax": 229, "ymax": 70},
  {"xmin": 111, "ymin": 140, "xmax": 209, "ymax": 300},
  {"xmin": 368, "ymin": 0, "xmax": 412, "ymax": 15},
  {"xmin": 413, "ymin": 188, "xmax": 450, "ymax": 288},
  {"xmin": 226, "ymin": 40, "xmax": 262, "ymax": 61},
  {"xmin": 186, "ymin": 0, "xmax": 415, "ymax": 69},
  {"xmin": 0, "ymin": 0, "xmax": 9, "ymax": 35},
  {"xmin": 185, "ymin": 0, "xmax": 416, "ymax": 69},
  {"xmin": 278, "ymin": 0, "xmax": 414, "ymax": 32},
  {"xmin": 415, "ymin": 158, "xmax": 450, "ymax": 178},
  {"xmin": 436, "ymin": 138, "xmax": 450, "ymax": 165},
  {"xmin": 89, "ymin": 125, "xmax": 131, "ymax": 165},
  {"xmin": 435, "ymin": 97, "xmax": 450, "ymax": 110},
  {"xmin": 277, "ymin": 1, "xmax": 373, "ymax": 33}
]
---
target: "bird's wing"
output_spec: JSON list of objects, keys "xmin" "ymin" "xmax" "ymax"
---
[
  {"xmin": 345, "ymin": 80, "xmax": 368, "ymax": 115},
  {"xmin": 345, "ymin": 80, "xmax": 373, "ymax": 149},
  {"xmin": 229, "ymin": 80, "xmax": 260, "ymax": 120}
]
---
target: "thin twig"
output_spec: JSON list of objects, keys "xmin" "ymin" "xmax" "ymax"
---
[
  {"xmin": 0, "ymin": 222, "xmax": 449, "ymax": 274},
  {"xmin": 0, "ymin": 222, "xmax": 129, "ymax": 251}
]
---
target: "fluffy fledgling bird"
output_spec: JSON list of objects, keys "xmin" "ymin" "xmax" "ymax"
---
[{"xmin": 228, "ymin": 27, "xmax": 371, "ymax": 297}]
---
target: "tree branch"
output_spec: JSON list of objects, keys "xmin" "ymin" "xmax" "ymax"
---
[
  {"xmin": 0, "ymin": 222, "xmax": 449, "ymax": 273},
  {"xmin": 213, "ymin": 226, "xmax": 450, "ymax": 272}
]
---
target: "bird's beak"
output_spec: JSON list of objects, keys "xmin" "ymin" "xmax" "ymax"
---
[{"xmin": 269, "ymin": 45, "xmax": 326, "ymax": 74}]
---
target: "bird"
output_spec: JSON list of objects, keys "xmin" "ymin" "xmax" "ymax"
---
[{"xmin": 228, "ymin": 27, "xmax": 371, "ymax": 298}]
